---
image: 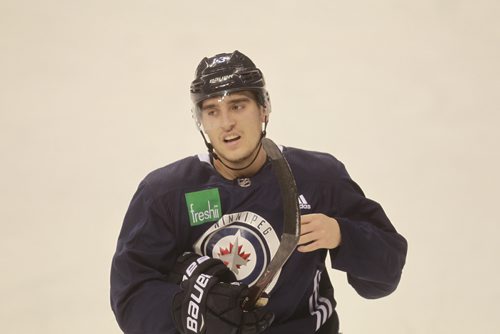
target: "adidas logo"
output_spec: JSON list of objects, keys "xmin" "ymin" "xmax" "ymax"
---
[{"xmin": 298, "ymin": 194, "xmax": 311, "ymax": 210}]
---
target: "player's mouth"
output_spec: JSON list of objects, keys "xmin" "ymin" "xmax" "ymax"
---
[{"xmin": 223, "ymin": 134, "xmax": 241, "ymax": 144}]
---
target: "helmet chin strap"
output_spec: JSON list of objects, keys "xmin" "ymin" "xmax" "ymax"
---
[{"xmin": 199, "ymin": 119, "xmax": 268, "ymax": 172}]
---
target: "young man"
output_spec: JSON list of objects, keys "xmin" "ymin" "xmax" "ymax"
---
[{"xmin": 110, "ymin": 50, "xmax": 407, "ymax": 334}]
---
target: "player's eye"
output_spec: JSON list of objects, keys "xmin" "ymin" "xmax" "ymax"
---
[
  {"xmin": 232, "ymin": 103, "xmax": 245, "ymax": 111},
  {"xmin": 204, "ymin": 109, "xmax": 217, "ymax": 117}
]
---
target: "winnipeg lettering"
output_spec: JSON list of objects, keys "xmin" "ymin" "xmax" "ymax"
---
[
  {"xmin": 190, "ymin": 201, "xmax": 220, "ymax": 224},
  {"xmin": 216, "ymin": 211, "xmax": 272, "ymax": 234}
]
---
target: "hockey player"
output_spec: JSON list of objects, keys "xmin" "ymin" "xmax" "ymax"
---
[{"xmin": 110, "ymin": 50, "xmax": 408, "ymax": 334}]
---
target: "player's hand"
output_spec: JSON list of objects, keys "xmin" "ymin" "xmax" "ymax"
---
[
  {"xmin": 168, "ymin": 252, "xmax": 236, "ymax": 284},
  {"xmin": 297, "ymin": 214, "xmax": 341, "ymax": 252},
  {"xmin": 172, "ymin": 274, "xmax": 274, "ymax": 334}
]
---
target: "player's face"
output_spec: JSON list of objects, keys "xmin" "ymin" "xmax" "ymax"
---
[{"xmin": 200, "ymin": 91, "xmax": 267, "ymax": 167}]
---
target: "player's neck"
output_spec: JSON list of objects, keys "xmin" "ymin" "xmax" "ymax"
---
[{"xmin": 214, "ymin": 148, "xmax": 267, "ymax": 180}]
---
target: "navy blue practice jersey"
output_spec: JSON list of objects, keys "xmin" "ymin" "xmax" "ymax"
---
[{"xmin": 111, "ymin": 146, "xmax": 407, "ymax": 334}]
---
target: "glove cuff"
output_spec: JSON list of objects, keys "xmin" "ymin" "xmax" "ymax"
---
[
  {"xmin": 169, "ymin": 252, "xmax": 236, "ymax": 284},
  {"xmin": 180, "ymin": 274, "xmax": 219, "ymax": 333}
]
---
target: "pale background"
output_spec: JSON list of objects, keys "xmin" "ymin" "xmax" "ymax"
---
[{"xmin": 1, "ymin": 0, "xmax": 499, "ymax": 333}]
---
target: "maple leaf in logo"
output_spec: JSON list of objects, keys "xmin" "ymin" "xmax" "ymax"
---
[{"xmin": 217, "ymin": 232, "xmax": 251, "ymax": 274}]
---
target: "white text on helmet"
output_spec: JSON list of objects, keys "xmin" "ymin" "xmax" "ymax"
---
[{"xmin": 209, "ymin": 74, "xmax": 234, "ymax": 84}]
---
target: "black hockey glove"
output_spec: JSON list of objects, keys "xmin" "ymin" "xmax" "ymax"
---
[
  {"xmin": 172, "ymin": 274, "xmax": 274, "ymax": 334},
  {"xmin": 168, "ymin": 252, "xmax": 236, "ymax": 284}
]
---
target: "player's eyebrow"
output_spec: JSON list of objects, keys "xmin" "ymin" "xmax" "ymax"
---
[
  {"xmin": 201, "ymin": 102, "xmax": 218, "ymax": 111},
  {"xmin": 201, "ymin": 96, "xmax": 251, "ymax": 111},
  {"xmin": 226, "ymin": 97, "xmax": 251, "ymax": 105}
]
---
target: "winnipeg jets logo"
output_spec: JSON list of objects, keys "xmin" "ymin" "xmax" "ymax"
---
[
  {"xmin": 217, "ymin": 231, "xmax": 251, "ymax": 274},
  {"xmin": 193, "ymin": 211, "xmax": 280, "ymax": 292},
  {"xmin": 212, "ymin": 56, "xmax": 230, "ymax": 65}
]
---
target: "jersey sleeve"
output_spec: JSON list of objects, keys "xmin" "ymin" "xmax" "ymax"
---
[
  {"xmin": 110, "ymin": 180, "xmax": 181, "ymax": 334},
  {"xmin": 328, "ymin": 161, "xmax": 408, "ymax": 299}
]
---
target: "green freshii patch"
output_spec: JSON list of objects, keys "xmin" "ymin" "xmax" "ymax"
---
[{"xmin": 185, "ymin": 188, "xmax": 222, "ymax": 226}]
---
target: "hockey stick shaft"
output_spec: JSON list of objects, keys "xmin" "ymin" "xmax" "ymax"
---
[{"xmin": 242, "ymin": 138, "xmax": 301, "ymax": 310}]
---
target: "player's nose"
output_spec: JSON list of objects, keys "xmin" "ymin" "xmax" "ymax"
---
[{"xmin": 219, "ymin": 109, "xmax": 236, "ymax": 130}]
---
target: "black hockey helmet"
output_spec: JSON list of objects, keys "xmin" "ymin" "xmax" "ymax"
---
[{"xmin": 190, "ymin": 50, "xmax": 271, "ymax": 117}]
